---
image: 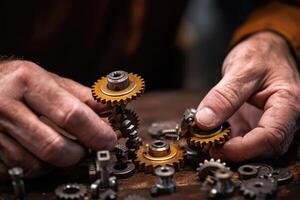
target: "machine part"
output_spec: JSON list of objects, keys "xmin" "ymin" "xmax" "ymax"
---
[
  {"xmin": 249, "ymin": 163, "xmax": 274, "ymax": 179},
  {"xmin": 99, "ymin": 189, "xmax": 117, "ymax": 200},
  {"xmin": 187, "ymin": 123, "xmax": 231, "ymax": 149},
  {"xmin": 209, "ymin": 169, "xmax": 234, "ymax": 198},
  {"xmin": 54, "ymin": 183, "xmax": 87, "ymax": 200},
  {"xmin": 150, "ymin": 166, "xmax": 176, "ymax": 196},
  {"xmin": 109, "ymin": 109, "xmax": 139, "ymax": 131},
  {"xmin": 271, "ymin": 168, "xmax": 293, "ymax": 184},
  {"xmin": 124, "ymin": 194, "xmax": 146, "ymax": 200},
  {"xmin": 90, "ymin": 179, "xmax": 101, "ymax": 199},
  {"xmin": 88, "ymin": 162, "xmax": 97, "ymax": 183},
  {"xmin": 180, "ymin": 108, "xmax": 197, "ymax": 136},
  {"xmin": 92, "ymin": 71, "xmax": 145, "ymax": 106},
  {"xmin": 240, "ymin": 178, "xmax": 277, "ymax": 199},
  {"xmin": 110, "ymin": 161, "xmax": 135, "ymax": 179},
  {"xmin": 147, "ymin": 121, "xmax": 179, "ymax": 138},
  {"xmin": 238, "ymin": 165, "xmax": 258, "ymax": 180},
  {"xmin": 8, "ymin": 167, "xmax": 26, "ymax": 200},
  {"xmin": 197, "ymin": 158, "xmax": 229, "ymax": 182},
  {"xmin": 134, "ymin": 140, "xmax": 185, "ymax": 173}
]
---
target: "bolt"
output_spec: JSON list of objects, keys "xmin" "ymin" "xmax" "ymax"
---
[
  {"xmin": 96, "ymin": 151, "xmax": 111, "ymax": 188},
  {"xmin": 8, "ymin": 167, "xmax": 26, "ymax": 200},
  {"xmin": 212, "ymin": 168, "xmax": 234, "ymax": 197},
  {"xmin": 151, "ymin": 166, "xmax": 176, "ymax": 196}
]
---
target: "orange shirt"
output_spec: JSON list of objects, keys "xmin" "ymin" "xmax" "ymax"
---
[{"xmin": 231, "ymin": 1, "xmax": 300, "ymax": 61}]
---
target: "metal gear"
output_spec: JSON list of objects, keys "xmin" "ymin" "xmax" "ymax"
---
[
  {"xmin": 187, "ymin": 123, "xmax": 231, "ymax": 149},
  {"xmin": 91, "ymin": 71, "xmax": 145, "ymax": 106},
  {"xmin": 134, "ymin": 140, "xmax": 185, "ymax": 173},
  {"xmin": 240, "ymin": 178, "xmax": 277, "ymax": 199},
  {"xmin": 197, "ymin": 158, "xmax": 230, "ymax": 182},
  {"xmin": 108, "ymin": 108, "xmax": 139, "ymax": 131},
  {"xmin": 54, "ymin": 183, "xmax": 87, "ymax": 200}
]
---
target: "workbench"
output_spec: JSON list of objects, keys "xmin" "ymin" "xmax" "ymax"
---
[{"xmin": 0, "ymin": 91, "xmax": 299, "ymax": 199}]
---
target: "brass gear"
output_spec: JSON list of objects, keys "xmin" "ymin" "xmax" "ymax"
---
[
  {"xmin": 187, "ymin": 123, "xmax": 231, "ymax": 149},
  {"xmin": 134, "ymin": 140, "xmax": 185, "ymax": 173},
  {"xmin": 91, "ymin": 71, "xmax": 145, "ymax": 106}
]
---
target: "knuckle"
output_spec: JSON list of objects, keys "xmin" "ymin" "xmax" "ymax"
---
[
  {"xmin": 40, "ymin": 136, "xmax": 65, "ymax": 165},
  {"xmin": 57, "ymin": 100, "xmax": 85, "ymax": 128},
  {"xmin": 211, "ymin": 84, "xmax": 239, "ymax": 112}
]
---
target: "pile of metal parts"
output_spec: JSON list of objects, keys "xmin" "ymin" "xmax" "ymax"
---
[{"xmin": 7, "ymin": 70, "xmax": 294, "ymax": 200}]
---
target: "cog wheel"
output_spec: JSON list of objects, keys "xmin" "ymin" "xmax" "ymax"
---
[
  {"xmin": 187, "ymin": 123, "xmax": 231, "ymax": 149},
  {"xmin": 108, "ymin": 109, "xmax": 139, "ymax": 131},
  {"xmin": 91, "ymin": 71, "xmax": 145, "ymax": 106},
  {"xmin": 197, "ymin": 158, "xmax": 230, "ymax": 182},
  {"xmin": 55, "ymin": 183, "xmax": 87, "ymax": 200},
  {"xmin": 134, "ymin": 140, "xmax": 185, "ymax": 173},
  {"xmin": 240, "ymin": 178, "xmax": 277, "ymax": 199}
]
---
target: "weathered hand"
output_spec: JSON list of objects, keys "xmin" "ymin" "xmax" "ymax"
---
[
  {"xmin": 0, "ymin": 60, "xmax": 116, "ymax": 179},
  {"xmin": 195, "ymin": 32, "xmax": 300, "ymax": 161}
]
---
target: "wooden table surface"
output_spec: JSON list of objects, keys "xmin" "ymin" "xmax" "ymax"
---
[{"xmin": 0, "ymin": 91, "xmax": 300, "ymax": 200}]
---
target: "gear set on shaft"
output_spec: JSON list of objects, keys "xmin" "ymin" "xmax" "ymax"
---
[
  {"xmin": 92, "ymin": 71, "xmax": 144, "ymax": 106},
  {"xmin": 134, "ymin": 140, "xmax": 185, "ymax": 173}
]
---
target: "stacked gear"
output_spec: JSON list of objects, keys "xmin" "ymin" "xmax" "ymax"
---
[
  {"xmin": 180, "ymin": 108, "xmax": 231, "ymax": 150},
  {"xmin": 134, "ymin": 140, "xmax": 185, "ymax": 173},
  {"xmin": 92, "ymin": 71, "xmax": 145, "ymax": 158}
]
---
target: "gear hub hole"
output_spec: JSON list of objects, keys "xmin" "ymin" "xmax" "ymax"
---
[
  {"xmin": 243, "ymin": 166, "xmax": 255, "ymax": 172},
  {"xmin": 254, "ymin": 182, "xmax": 263, "ymax": 188},
  {"xmin": 63, "ymin": 186, "xmax": 79, "ymax": 194}
]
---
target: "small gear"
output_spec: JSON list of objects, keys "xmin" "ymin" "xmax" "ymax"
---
[
  {"xmin": 187, "ymin": 123, "xmax": 231, "ymax": 149},
  {"xmin": 134, "ymin": 140, "xmax": 185, "ymax": 173},
  {"xmin": 91, "ymin": 71, "xmax": 145, "ymax": 106},
  {"xmin": 55, "ymin": 183, "xmax": 87, "ymax": 200},
  {"xmin": 108, "ymin": 109, "xmax": 139, "ymax": 130},
  {"xmin": 240, "ymin": 178, "xmax": 277, "ymax": 199},
  {"xmin": 197, "ymin": 158, "xmax": 230, "ymax": 182}
]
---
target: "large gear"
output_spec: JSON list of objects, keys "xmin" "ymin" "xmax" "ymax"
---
[
  {"xmin": 197, "ymin": 158, "xmax": 230, "ymax": 182},
  {"xmin": 134, "ymin": 140, "xmax": 185, "ymax": 173},
  {"xmin": 91, "ymin": 71, "xmax": 145, "ymax": 106},
  {"xmin": 187, "ymin": 123, "xmax": 231, "ymax": 149},
  {"xmin": 108, "ymin": 108, "xmax": 139, "ymax": 131}
]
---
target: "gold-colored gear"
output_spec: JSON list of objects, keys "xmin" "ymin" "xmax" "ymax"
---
[
  {"xmin": 134, "ymin": 140, "xmax": 185, "ymax": 173},
  {"xmin": 91, "ymin": 73, "xmax": 145, "ymax": 106},
  {"xmin": 187, "ymin": 123, "xmax": 231, "ymax": 149}
]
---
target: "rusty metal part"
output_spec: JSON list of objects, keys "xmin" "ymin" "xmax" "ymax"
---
[
  {"xmin": 271, "ymin": 168, "xmax": 293, "ymax": 184},
  {"xmin": 91, "ymin": 71, "xmax": 145, "ymax": 106},
  {"xmin": 8, "ymin": 167, "xmax": 26, "ymax": 200},
  {"xmin": 197, "ymin": 158, "xmax": 229, "ymax": 182},
  {"xmin": 238, "ymin": 165, "xmax": 258, "ymax": 180},
  {"xmin": 240, "ymin": 178, "xmax": 277, "ymax": 199},
  {"xmin": 134, "ymin": 140, "xmax": 185, "ymax": 173},
  {"xmin": 249, "ymin": 163, "xmax": 274, "ymax": 179},
  {"xmin": 54, "ymin": 183, "xmax": 87, "ymax": 200},
  {"xmin": 187, "ymin": 123, "xmax": 231, "ymax": 149},
  {"xmin": 209, "ymin": 168, "xmax": 234, "ymax": 198},
  {"xmin": 109, "ymin": 109, "xmax": 139, "ymax": 131},
  {"xmin": 150, "ymin": 166, "xmax": 176, "ymax": 196}
]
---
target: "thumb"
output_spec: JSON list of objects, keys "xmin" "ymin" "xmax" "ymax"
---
[{"xmin": 196, "ymin": 75, "xmax": 259, "ymax": 130}]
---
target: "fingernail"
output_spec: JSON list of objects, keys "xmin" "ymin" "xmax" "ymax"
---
[{"xmin": 196, "ymin": 107, "xmax": 217, "ymax": 127}]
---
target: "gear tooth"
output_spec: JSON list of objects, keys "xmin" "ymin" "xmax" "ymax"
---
[
  {"xmin": 216, "ymin": 159, "xmax": 221, "ymax": 163},
  {"xmin": 204, "ymin": 160, "xmax": 208, "ymax": 163}
]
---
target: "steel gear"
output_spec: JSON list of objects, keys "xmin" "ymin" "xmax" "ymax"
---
[
  {"xmin": 187, "ymin": 123, "xmax": 231, "ymax": 149},
  {"xmin": 91, "ymin": 71, "xmax": 145, "ymax": 106},
  {"xmin": 55, "ymin": 183, "xmax": 87, "ymax": 200},
  {"xmin": 197, "ymin": 158, "xmax": 230, "ymax": 182},
  {"xmin": 240, "ymin": 178, "xmax": 277, "ymax": 199},
  {"xmin": 134, "ymin": 140, "xmax": 185, "ymax": 173},
  {"xmin": 108, "ymin": 108, "xmax": 139, "ymax": 131}
]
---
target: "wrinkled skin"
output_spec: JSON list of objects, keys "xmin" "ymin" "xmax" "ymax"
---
[
  {"xmin": 0, "ymin": 61, "xmax": 117, "ymax": 179},
  {"xmin": 196, "ymin": 31, "xmax": 300, "ymax": 161}
]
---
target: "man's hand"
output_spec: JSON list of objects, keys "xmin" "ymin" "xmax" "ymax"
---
[
  {"xmin": 0, "ymin": 60, "xmax": 117, "ymax": 179},
  {"xmin": 196, "ymin": 32, "xmax": 300, "ymax": 161}
]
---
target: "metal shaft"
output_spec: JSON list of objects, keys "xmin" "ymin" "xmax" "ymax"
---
[{"xmin": 8, "ymin": 167, "xmax": 26, "ymax": 200}]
